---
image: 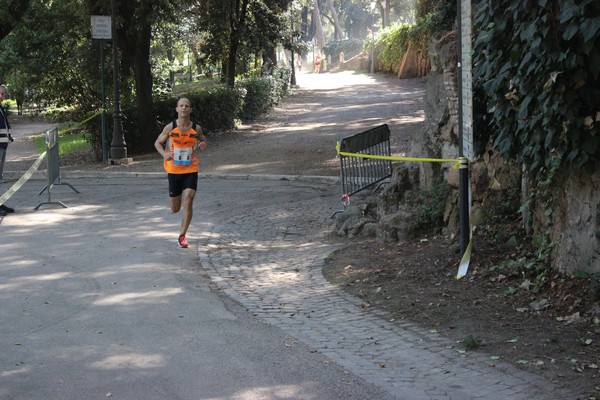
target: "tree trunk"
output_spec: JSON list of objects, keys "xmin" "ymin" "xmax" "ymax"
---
[
  {"xmin": 116, "ymin": 0, "xmax": 157, "ymax": 152},
  {"xmin": 226, "ymin": 34, "xmax": 239, "ymax": 87},
  {"xmin": 133, "ymin": 22, "xmax": 157, "ymax": 152},
  {"xmin": 262, "ymin": 47, "xmax": 277, "ymax": 75},
  {"xmin": 326, "ymin": 0, "xmax": 344, "ymax": 41},
  {"xmin": 301, "ymin": 6, "xmax": 309, "ymax": 38},
  {"xmin": 312, "ymin": 0, "xmax": 324, "ymax": 48},
  {"xmin": 383, "ymin": 0, "xmax": 390, "ymax": 29},
  {"xmin": 226, "ymin": 0, "xmax": 251, "ymax": 87}
]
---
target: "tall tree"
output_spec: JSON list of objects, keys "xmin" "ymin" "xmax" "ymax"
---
[
  {"xmin": 1, "ymin": 0, "xmax": 100, "ymax": 111},
  {"xmin": 326, "ymin": 0, "xmax": 344, "ymax": 40},
  {"xmin": 0, "ymin": 0, "xmax": 30, "ymax": 41},
  {"xmin": 225, "ymin": 0, "xmax": 251, "ymax": 86},
  {"xmin": 312, "ymin": 0, "xmax": 324, "ymax": 48},
  {"xmin": 88, "ymin": 0, "xmax": 188, "ymax": 151},
  {"xmin": 118, "ymin": 0, "xmax": 157, "ymax": 151}
]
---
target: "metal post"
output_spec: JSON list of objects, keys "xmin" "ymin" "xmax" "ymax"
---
[
  {"xmin": 457, "ymin": 0, "xmax": 470, "ymax": 257},
  {"xmin": 290, "ymin": 13, "xmax": 296, "ymax": 87},
  {"xmin": 100, "ymin": 40, "xmax": 108, "ymax": 164},
  {"xmin": 370, "ymin": 30, "xmax": 375, "ymax": 74},
  {"xmin": 458, "ymin": 157, "xmax": 469, "ymax": 253},
  {"xmin": 110, "ymin": 0, "xmax": 127, "ymax": 161},
  {"xmin": 370, "ymin": 2, "xmax": 376, "ymax": 74}
]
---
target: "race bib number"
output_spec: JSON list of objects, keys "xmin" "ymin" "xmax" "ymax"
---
[{"xmin": 173, "ymin": 147, "xmax": 193, "ymax": 166}]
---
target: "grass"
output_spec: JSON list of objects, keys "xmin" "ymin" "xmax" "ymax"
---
[{"xmin": 34, "ymin": 131, "xmax": 91, "ymax": 156}]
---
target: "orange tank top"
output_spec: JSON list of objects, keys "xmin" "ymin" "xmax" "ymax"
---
[{"xmin": 164, "ymin": 120, "xmax": 201, "ymax": 174}]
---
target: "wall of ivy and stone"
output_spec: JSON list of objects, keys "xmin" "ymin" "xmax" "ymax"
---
[{"xmin": 335, "ymin": 29, "xmax": 600, "ymax": 276}]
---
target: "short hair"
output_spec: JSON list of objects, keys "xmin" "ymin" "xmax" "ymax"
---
[{"xmin": 177, "ymin": 97, "xmax": 192, "ymax": 107}]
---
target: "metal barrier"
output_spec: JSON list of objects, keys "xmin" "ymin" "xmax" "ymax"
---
[
  {"xmin": 333, "ymin": 124, "xmax": 392, "ymax": 216},
  {"xmin": 35, "ymin": 128, "xmax": 79, "ymax": 210}
]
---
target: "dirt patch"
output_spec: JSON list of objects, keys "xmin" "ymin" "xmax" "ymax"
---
[{"xmin": 323, "ymin": 222, "xmax": 600, "ymax": 399}]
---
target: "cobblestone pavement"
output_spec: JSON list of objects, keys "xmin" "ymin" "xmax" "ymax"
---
[
  {"xmin": 2, "ymin": 71, "xmax": 585, "ymax": 399},
  {"xmin": 197, "ymin": 177, "xmax": 582, "ymax": 400}
]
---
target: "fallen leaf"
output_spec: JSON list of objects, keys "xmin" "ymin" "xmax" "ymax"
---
[
  {"xmin": 530, "ymin": 298, "xmax": 550, "ymax": 311},
  {"xmin": 556, "ymin": 312, "xmax": 581, "ymax": 324}
]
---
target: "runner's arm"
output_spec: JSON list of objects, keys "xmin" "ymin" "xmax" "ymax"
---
[
  {"xmin": 154, "ymin": 126, "xmax": 172, "ymax": 160},
  {"xmin": 197, "ymin": 126, "xmax": 207, "ymax": 151}
]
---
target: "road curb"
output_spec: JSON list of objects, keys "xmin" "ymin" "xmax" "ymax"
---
[{"xmin": 3, "ymin": 169, "xmax": 340, "ymax": 184}]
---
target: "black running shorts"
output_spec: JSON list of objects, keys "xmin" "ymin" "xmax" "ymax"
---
[{"xmin": 168, "ymin": 172, "xmax": 198, "ymax": 197}]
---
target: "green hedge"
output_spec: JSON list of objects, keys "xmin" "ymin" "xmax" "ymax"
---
[
  {"xmin": 236, "ymin": 66, "xmax": 291, "ymax": 120},
  {"xmin": 84, "ymin": 67, "xmax": 292, "ymax": 156}
]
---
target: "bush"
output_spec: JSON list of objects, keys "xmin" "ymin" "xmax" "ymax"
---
[
  {"xmin": 236, "ymin": 77, "xmax": 272, "ymax": 120},
  {"xmin": 236, "ymin": 66, "xmax": 291, "ymax": 121},
  {"xmin": 376, "ymin": 24, "xmax": 412, "ymax": 74},
  {"xmin": 82, "ymin": 68, "xmax": 291, "ymax": 156}
]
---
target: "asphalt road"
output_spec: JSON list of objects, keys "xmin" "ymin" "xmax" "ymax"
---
[
  {"xmin": 1, "ymin": 174, "xmax": 395, "ymax": 400},
  {"xmin": 0, "ymin": 72, "xmax": 583, "ymax": 400}
]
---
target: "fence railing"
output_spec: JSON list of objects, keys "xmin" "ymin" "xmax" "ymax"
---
[
  {"xmin": 333, "ymin": 124, "xmax": 392, "ymax": 216},
  {"xmin": 35, "ymin": 128, "xmax": 79, "ymax": 210}
]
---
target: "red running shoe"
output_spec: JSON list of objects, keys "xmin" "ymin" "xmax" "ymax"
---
[{"xmin": 178, "ymin": 235, "xmax": 189, "ymax": 248}]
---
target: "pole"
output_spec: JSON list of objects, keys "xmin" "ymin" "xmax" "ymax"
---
[
  {"xmin": 370, "ymin": 3, "xmax": 376, "ymax": 74},
  {"xmin": 110, "ymin": 0, "xmax": 127, "ymax": 161},
  {"xmin": 290, "ymin": 13, "xmax": 296, "ymax": 86},
  {"xmin": 370, "ymin": 29, "xmax": 375, "ymax": 74},
  {"xmin": 457, "ymin": 0, "xmax": 470, "ymax": 257},
  {"xmin": 100, "ymin": 40, "xmax": 108, "ymax": 164}
]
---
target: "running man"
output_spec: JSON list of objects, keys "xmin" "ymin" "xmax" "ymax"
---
[{"xmin": 154, "ymin": 97, "xmax": 207, "ymax": 248}]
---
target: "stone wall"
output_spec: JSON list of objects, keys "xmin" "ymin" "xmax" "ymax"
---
[
  {"xmin": 543, "ymin": 166, "xmax": 600, "ymax": 274},
  {"xmin": 339, "ymin": 53, "xmax": 367, "ymax": 72},
  {"xmin": 333, "ymin": 31, "xmax": 600, "ymax": 275}
]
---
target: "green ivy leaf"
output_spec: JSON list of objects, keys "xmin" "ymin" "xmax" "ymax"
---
[
  {"xmin": 559, "ymin": 2, "xmax": 580, "ymax": 24},
  {"xmin": 562, "ymin": 23, "xmax": 580, "ymax": 41},
  {"xmin": 581, "ymin": 17, "xmax": 600, "ymax": 42}
]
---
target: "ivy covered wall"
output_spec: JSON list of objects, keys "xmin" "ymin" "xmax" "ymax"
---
[
  {"xmin": 473, "ymin": 0, "xmax": 600, "ymax": 175},
  {"xmin": 471, "ymin": 0, "xmax": 600, "ymax": 273}
]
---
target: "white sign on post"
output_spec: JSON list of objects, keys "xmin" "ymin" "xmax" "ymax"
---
[
  {"xmin": 91, "ymin": 15, "xmax": 112, "ymax": 40},
  {"xmin": 456, "ymin": 0, "xmax": 473, "ymax": 280},
  {"xmin": 460, "ymin": 0, "xmax": 473, "ymax": 160}
]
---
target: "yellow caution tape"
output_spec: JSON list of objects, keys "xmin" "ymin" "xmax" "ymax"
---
[
  {"xmin": 335, "ymin": 141, "xmax": 462, "ymax": 169},
  {"xmin": 0, "ymin": 111, "xmax": 100, "ymax": 207},
  {"xmin": 0, "ymin": 150, "xmax": 47, "ymax": 205},
  {"xmin": 336, "ymin": 140, "xmax": 473, "ymax": 279},
  {"xmin": 58, "ymin": 112, "xmax": 101, "ymax": 135}
]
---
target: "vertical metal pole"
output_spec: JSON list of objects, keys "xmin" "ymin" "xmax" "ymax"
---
[
  {"xmin": 110, "ymin": 0, "xmax": 127, "ymax": 160},
  {"xmin": 100, "ymin": 40, "xmax": 108, "ymax": 164},
  {"xmin": 290, "ymin": 13, "xmax": 297, "ymax": 87},
  {"xmin": 457, "ymin": 0, "xmax": 470, "ymax": 256},
  {"xmin": 370, "ymin": 30, "xmax": 375, "ymax": 74}
]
